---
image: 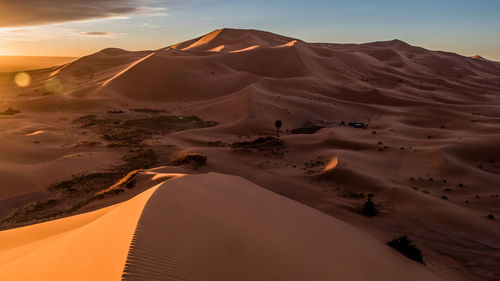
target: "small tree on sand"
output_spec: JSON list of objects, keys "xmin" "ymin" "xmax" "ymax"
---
[
  {"xmin": 362, "ymin": 192, "xmax": 378, "ymax": 216},
  {"xmin": 275, "ymin": 120, "xmax": 282, "ymax": 137}
]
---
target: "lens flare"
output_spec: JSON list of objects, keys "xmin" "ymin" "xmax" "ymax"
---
[
  {"xmin": 45, "ymin": 78, "xmax": 63, "ymax": 94},
  {"xmin": 14, "ymin": 72, "xmax": 31, "ymax": 87}
]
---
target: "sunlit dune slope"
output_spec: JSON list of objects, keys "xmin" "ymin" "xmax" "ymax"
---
[{"xmin": 0, "ymin": 180, "xmax": 162, "ymax": 281}]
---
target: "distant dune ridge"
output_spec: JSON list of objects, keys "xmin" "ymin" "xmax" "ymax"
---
[
  {"xmin": 0, "ymin": 56, "xmax": 76, "ymax": 72},
  {"xmin": 4, "ymin": 28, "xmax": 499, "ymax": 108},
  {"xmin": 0, "ymin": 28, "xmax": 500, "ymax": 281},
  {"xmin": 67, "ymin": 28, "xmax": 500, "ymax": 104}
]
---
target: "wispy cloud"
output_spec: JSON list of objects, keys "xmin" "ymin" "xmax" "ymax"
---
[
  {"xmin": 0, "ymin": 26, "xmax": 127, "ymax": 43},
  {"xmin": 143, "ymin": 23, "xmax": 161, "ymax": 29},
  {"xmin": 80, "ymin": 31, "xmax": 127, "ymax": 38},
  {"xmin": 0, "ymin": 26, "xmax": 77, "ymax": 42},
  {"xmin": 0, "ymin": 0, "xmax": 169, "ymax": 28},
  {"xmin": 81, "ymin": 31, "xmax": 114, "ymax": 36}
]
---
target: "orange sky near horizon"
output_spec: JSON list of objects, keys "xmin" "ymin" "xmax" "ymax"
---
[{"xmin": 0, "ymin": 0, "xmax": 499, "ymax": 61}]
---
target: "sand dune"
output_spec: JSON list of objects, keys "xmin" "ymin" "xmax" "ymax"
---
[
  {"xmin": 102, "ymin": 52, "xmax": 156, "ymax": 86},
  {"xmin": 0, "ymin": 172, "xmax": 444, "ymax": 281},
  {"xmin": 0, "ymin": 180, "xmax": 162, "ymax": 281}
]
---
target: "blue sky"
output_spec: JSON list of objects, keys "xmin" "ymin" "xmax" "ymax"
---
[{"xmin": 0, "ymin": 0, "xmax": 499, "ymax": 60}]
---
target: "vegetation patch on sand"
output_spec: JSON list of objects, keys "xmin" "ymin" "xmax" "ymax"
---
[
  {"xmin": 0, "ymin": 107, "xmax": 20, "ymax": 116},
  {"xmin": 1, "ymin": 149, "xmax": 157, "ymax": 226},
  {"xmin": 232, "ymin": 137, "xmax": 287, "ymax": 156},
  {"xmin": 130, "ymin": 108, "xmax": 168, "ymax": 114},
  {"xmin": 291, "ymin": 125, "xmax": 325, "ymax": 135},
  {"xmin": 73, "ymin": 114, "xmax": 217, "ymax": 146},
  {"xmin": 302, "ymin": 157, "xmax": 327, "ymax": 175},
  {"xmin": 172, "ymin": 153, "xmax": 207, "ymax": 168}
]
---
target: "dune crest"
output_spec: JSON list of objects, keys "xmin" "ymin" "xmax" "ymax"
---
[
  {"xmin": 181, "ymin": 29, "xmax": 224, "ymax": 50},
  {"xmin": 208, "ymin": 45, "xmax": 225, "ymax": 52},
  {"xmin": 102, "ymin": 52, "xmax": 156, "ymax": 86},
  {"xmin": 230, "ymin": 45, "xmax": 260, "ymax": 53},
  {"xmin": 276, "ymin": 39, "xmax": 298, "ymax": 47},
  {"xmin": 0, "ymin": 180, "xmax": 167, "ymax": 281},
  {"xmin": 25, "ymin": 130, "xmax": 45, "ymax": 136}
]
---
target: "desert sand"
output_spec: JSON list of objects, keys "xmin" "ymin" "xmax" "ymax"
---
[
  {"xmin": 0, "ymin": 172, "xmax": 444, "ymax": 281},
  {"xmin": 0, "ymin": 28, "xmax": 499, "ymax": 280}
]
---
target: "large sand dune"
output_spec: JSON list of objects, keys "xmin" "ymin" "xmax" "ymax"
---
[
  {"xmin": 0, "ymin": 28, "xmax": 499, "ymax": 280},
  {"xmin": 0, "ymin": 172, "xmax": 444, "ymax": 281}
]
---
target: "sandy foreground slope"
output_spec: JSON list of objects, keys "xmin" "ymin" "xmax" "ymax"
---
[
  {"xmin": 0, "ymin": 178, "xmax": 162, "ymax": 280},
  {"xmin": 0, "ymin": 172, "xmax": 443, "ymax": 281},
  {"xmin": 0, "ymin": 28, "xmax": 499, "ymax": 280}
]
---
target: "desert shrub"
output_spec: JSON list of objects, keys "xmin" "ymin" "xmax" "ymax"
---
[
  {"xmin": 290, "ymin": 125, "xmax": 324, "ymax": 135},
  {"xmin": 173, "ymin": 153, "xmax": 207, "ymax": 168},
  {"xmin": 338, "ymin": 189, "xmax": 364, "ymax": 199},
  {"xmin": 232, "ymin": 137, "xmax": 286, "ymax": 156},
  {"xmin": 129, "ymin": 108, "xmax": 167, "ymax": 114},
  {"xmin": 387, "ymin": 234, "xmax": 424, "ymax": 263},
  {"xmin": 362, "ymin": 193, "xmax": 378, "ymax": 216},
  {"xmin": 0, "ymin": 107, "xmax": 20, "ymax": 115}
]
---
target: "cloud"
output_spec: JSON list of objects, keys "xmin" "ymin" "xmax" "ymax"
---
[
  {"xmin": 143, "ymin": 23, "xmax": 161, "ymax": 29},
  {"xmin": 81, "ymin": 31, "xmax": 113, "ymax": 36},
  {"xmin": 0, "ymin": 0, "xmax": 168, "ymax": 28},
  {"xmin": 0, "ymin": 26, "xmax": 127, "ymax": 44},
  {"xmin": 79, "ymin": 31, "xmax": 127, "ymax": 38},
  {"xmin": 0, "ymin": 26, "xmax": 77, "ymax": 42}
]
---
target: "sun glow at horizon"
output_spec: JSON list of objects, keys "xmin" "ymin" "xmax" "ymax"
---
[{"xmin": 14, "ymin": 72, "xmax": 31, "ymax": 87}]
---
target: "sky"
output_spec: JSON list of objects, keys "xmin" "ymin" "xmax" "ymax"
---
[{"xmin": 0, "ymin": 0, "xmax": 499, "ymax": 60}]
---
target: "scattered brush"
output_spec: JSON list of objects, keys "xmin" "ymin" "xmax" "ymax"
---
[
  {"xmin": 173, "ymin": 153, "xmax": 207, "ymax": 168},
  {"xmin": 0, "ymin": 107, "xmax": 20, "ymax": 115},
  {"xmin": 232, "ymin": 137, "xmax": 287, "ymax": 156},
  {"xmin": 129, "ymin": 108, "xmax": 167, "ymax": 114},
  {"xmin": 291, "ymin": 125, "xmax": 325, "ymax": 135}
]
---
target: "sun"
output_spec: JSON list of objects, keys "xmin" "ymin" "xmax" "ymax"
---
[{"xmin": 14, "ymin": 72, "xmax": 31, "ymax": 87}]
